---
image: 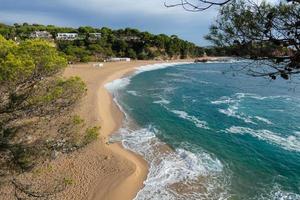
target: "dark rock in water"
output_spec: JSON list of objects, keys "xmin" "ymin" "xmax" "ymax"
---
[{"xmin": 194, "ymin": 58, "xmax": 208, "ymax": 63}]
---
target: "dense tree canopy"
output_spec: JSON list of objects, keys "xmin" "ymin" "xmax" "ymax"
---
[
  {"xmin": 0, "ymin": 23, "xmax": 205, "ymax": 62},
  {"xmin": 0, "ymin": 36, "xmax": 90, "ymax": 180},
  {"xmin": 205, "ymin": 0, "xmax": 300, "ymax": 79}
]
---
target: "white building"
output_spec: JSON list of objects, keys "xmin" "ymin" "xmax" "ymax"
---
[
  {"xmin": 122, "ymin": 36, "xmax": 140, "ymax": 42},
  {"xmin": 107, "ymin": 57, "xmax": 131, "ymax": 62},
  {"xmin": 89, "ymin": 33, "xmax": 101, "ymax": 40},
  {"xmin": 56, "ymin": 33, "xmax": 79, "ymax": 40},
  {"xmin": 30, "ymin": 31, "xmax": 52, "ymax": 39}
]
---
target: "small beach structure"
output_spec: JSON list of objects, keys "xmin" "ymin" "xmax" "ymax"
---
[
  {"xmin": 56, "ymin": 33, "xmax": 79, "ymax": 40},
  {"xmin": 107, "ymin": 57, "xmax": 131, "ymax": 62},
  {"xmin": 93, "ymin": 63, "xmax": 104, "ymax": 68},
  {"xmin": 30, "ymin": 31, "xmax": 52, "ymax": 39}
]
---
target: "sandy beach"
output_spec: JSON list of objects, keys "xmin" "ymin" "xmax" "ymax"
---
[
  {"xmin": 55, "ymin": 59, "xmax": 199, "ymax": 200},
  {"xmin": 61, "ymin": 60, "xmax": 156, "ymax": 200},
  {"xmin": 59, "ymin": 58, "xmax": 210, "ymax": 200}
]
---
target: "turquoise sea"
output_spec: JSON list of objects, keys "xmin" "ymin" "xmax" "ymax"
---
[{"xmin": 106, "ymin": 61, "xmax": 300, "ymax": 200}]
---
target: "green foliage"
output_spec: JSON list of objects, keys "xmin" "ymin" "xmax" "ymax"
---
[
  {"xmin": 205, "ymin": 0, "xmax": 300, "ymax": 78},
  {"xmin": 19, "ymin": 39, "xmax": 66, "ymax": 72},
  {"xmin": 127, "ymin": 49, "xmax": 137, "ymax": 59},
  {"xmin": 72, "ymin": 115, "xmax": 84, "ymax": 125},
  {"xmin": 0, "ymin": 37, "xmax": 87, "ymax": 175},
  {"xmin": 78, "ymin": 26, "xmax": 95, "ymax": 34},
  {"xmin": 64, "ymin": 46, "xmax": 91, "ymax": 62},
  {"xmin": 81, "ymin": 55, "xmax": 93, "ymax": 63},
  {"xmin": 14, "ymin": 148, "xmax": 36, "ymax": 171},
  {"xmin": 27, "ymin": 76, "xmax": 86, "ymax": 112},
  {"xmin": 137, "ymin": 51, "xmax": 148, "ymax": 60},
  {"xmin": 0, "ymin": 23, "xmax": 204, "ymax": 61},
  {"xmin": 0, "ymin": 35, "xmax": 66, "ymax": 83},
  {"xmin": 83, "ymin": 126, "xmax": 100, "ymax": 145},
  {"xmin": 63, "ymin": 177, "xmax": 75, "ymax": 185},
  {"xmin": 0, "ymin": 36, "xmax": 34, "ymax": 82},
  {"xmin": 0, "ymin": 52, "xmax": 35, "ymax": 82}
]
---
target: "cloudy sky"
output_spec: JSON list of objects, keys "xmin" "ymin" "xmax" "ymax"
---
[{"xmin": 0, "ymin": 0, "xmax": 220, "ymax": 45}]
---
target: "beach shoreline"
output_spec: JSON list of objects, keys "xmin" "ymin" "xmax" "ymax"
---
[
  {"xmin": 1, "ymin": 56, "xmax": 298, "ymax": 200},
  {"xmin": 60, "ymin": 58, "xmax": 219, "ymax": 200},
  {"xmin": 90, "ymin": 61, "xmax": 152, "ymax": 200},
  {"xmin": 63, "ymin": 60, "xmax": 159, "ymax": 200}
]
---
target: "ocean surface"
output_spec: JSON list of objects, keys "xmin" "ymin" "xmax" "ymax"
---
[{"xmin": 106, "ymin": 61, "xmax": 300, "ymax": 200}]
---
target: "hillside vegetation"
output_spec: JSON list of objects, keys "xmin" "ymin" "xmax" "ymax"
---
[
  {"xmin": 0, "ymin": 35, "xmax": 100, "ymax": 198},
  {"xmin": 0, "ymin": 23, "xmax": 205, "ymax": 62}
]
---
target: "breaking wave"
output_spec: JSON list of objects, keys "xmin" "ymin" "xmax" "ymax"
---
[
  {"xmin": 135, "ymin": 62, "xmax": 191, "ymax": 74},
  {"xmin": 112, "ymin": 125, "xmax": 231, "ymax": 200},
  {"xmin": 211, "ymin": 93, "xmax": 276, "ymax": 125},
  {"xmin": 105, "ymin": 77, "xmax": 131, "ymax": 93},
  {"xmin": 127, "ymin": 90, "xmax": 139, "ymax": 96},
  {"xmin": 225, "ymin": 126, "xmax": 300, "ymax": 152},
  {"xmin": 254, "ymin": 184, "xmax": 300, "ymax": 200},
  {"xmin": 171, "ymin": 110, "xmax": 210, "ymax": 130},
  {"xmin": 153, "ymin": 97, "xmax": 170, "ymax": 105}
]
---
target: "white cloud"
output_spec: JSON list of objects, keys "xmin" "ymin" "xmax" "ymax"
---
[
  {"xmin": 0, "ymin": 10, "xmax": 70, "ymax": 26},
  {"xmin": 60, "ymin": 0, "xmax": 181, "ymax": 15},
  {"xmin": 51, "ymin": 0, "xmax": 217, "ymax": 23}
]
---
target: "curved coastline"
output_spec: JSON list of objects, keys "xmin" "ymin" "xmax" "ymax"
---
[
  {"xmin": 59, "ymin": 57, "xmax": 300, "ymax": 200},
  {"xmin": 62, "ymin": 60, "xmax": 194, "ymax": 200},
  {"xmin": 93, "ymin": 61, "xmax": 151, "ymax": 200},
  {"xmin": 99, "ymin": 61, "xmax": 196, "ymax": 199}
]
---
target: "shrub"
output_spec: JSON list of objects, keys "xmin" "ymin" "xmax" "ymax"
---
[
  {"xmin": 72, "ymin": 115, "xmax": 84, "ymax": 125},
  {"xmin": 63, "ymin": 177, "xmax": 75, "ymax": 185},
  {"xmin": 83, "ymin": 126, "xmax": 100, "ymax": 145}
]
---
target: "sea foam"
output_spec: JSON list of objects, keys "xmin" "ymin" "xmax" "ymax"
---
[
  {"xmin": 106, "ymin": 62, "xmax": 229, "ymax": 199},
  {"xmin": 127, "ymin": 90, "xmax": 139, "ymax": 96},
  {"xmin": 211, "ymin": 93, "xmax": 275, "ymax": 125},
  {"xmin": 153, "ymin": 98, "xmax": 170, "ymax": 105},
  {"xmin": 254, "ymin": 116, "xmax": 273, "ymax": 125},
  {"xmin": 204, "ymin": 58, "xmax": 248, "ymax": 64},
  {"xmin": 105, "ymin": 77, "xmax": 131, "ymax": 93},
  {"xmin": 257, "ymin": 184, "xmax": 300, "ymax": 200},
  {"xmin": 105, "ymin": 62, "xmax": 188, "ymax": 93},
  {"xmin": 225, "ymin": 126, "xmax": 300, "ymax": 152},
  {"xmin": 135, "ymin": 62, "xmax": 191, "ymax": 75},
  {"xmin": 114, "ymin": 125, "xmax": 230, "ymax": 200},
  {"xmin": 171, "ymin": 110, "xmax": 210, "ymax": 130}
]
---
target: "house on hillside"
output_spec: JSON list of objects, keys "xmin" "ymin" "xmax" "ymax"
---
[
  {"xmin": 122, "ymin": 36, "xmax": 141, "ymax": 42},
  {"xmin": 56, "ymin": 33, "xmax": 79, "ymax": 40},
  {"xmin": 88, "ymin": 33, "xmax": 101, "ymax": 41},
  {"xmin": 30, "ymin": 31, "xmax": 52, "ymax": 39}
]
